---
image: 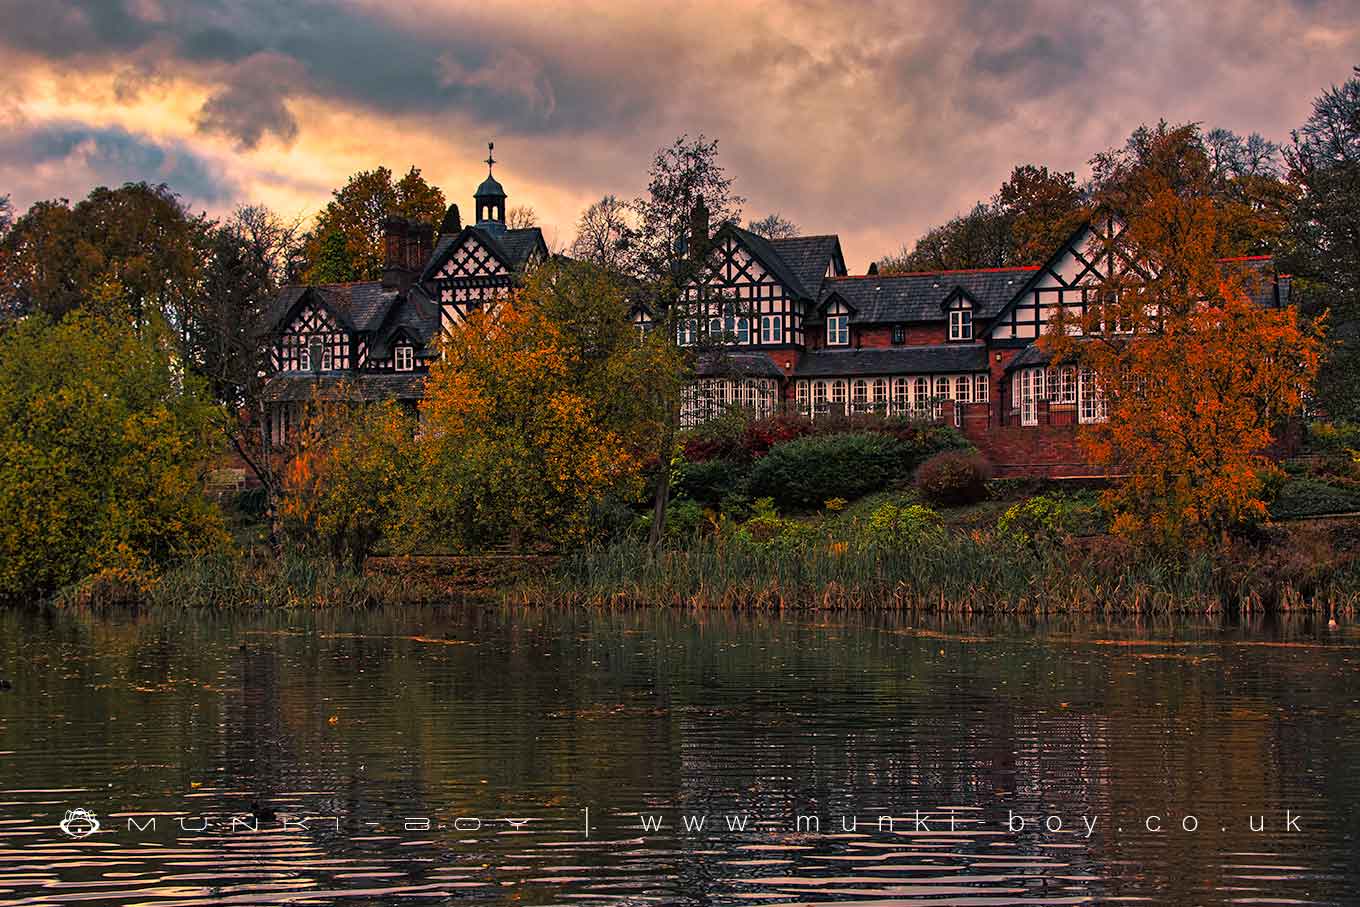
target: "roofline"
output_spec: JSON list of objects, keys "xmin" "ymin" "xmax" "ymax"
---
[{"xmin": 829, "ymin": 265, "xmax": 1041, "ymax": 280}]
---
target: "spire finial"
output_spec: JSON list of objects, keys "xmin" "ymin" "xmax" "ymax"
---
[{"xmin": 485, "ymin": 141, "xmax": 496, "ymax": 175}]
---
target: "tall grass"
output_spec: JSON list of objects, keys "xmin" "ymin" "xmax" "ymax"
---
[{"xmin": 509, "ymin": 534, "xmax": 1360, "ymax": 615}]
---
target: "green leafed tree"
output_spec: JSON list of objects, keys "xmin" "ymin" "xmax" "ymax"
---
[
  {"xmin": 0, "ymin": 303, "xmax": 227, "ymax": 598},
  {"xmin": 301, "ymin": 166, "xmax": 446, "ymax": 283},
  {"xmin": 1284, "ymin": 68, "xmax": 1360, "ymax": 422}
]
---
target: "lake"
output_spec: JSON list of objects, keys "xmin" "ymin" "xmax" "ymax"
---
[{"xmin": 1, "ymin": 605, "xmax": 1357, "ymax": 905}]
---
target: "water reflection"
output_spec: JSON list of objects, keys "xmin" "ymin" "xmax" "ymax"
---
[{"xmin": 0, "ymin": 606, "xmax": 1356, "ymax": 904}]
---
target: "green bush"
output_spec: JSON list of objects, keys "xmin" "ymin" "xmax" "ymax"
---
[
  {"xmin": 749, "ymin": 432, "xmax": 910, "ymax": 508},
  {"xmin": 914, "ymin": 451, "xmax": 993, "ymax": 506},
  {"xmin": 997, "ymin": 495, "xmax": 1071, "ymax": 548},
  {"xmin": 1269, "ymin": 477, "xmax": 1360, "ymax": 520},
  {"xmin": 737, "ymin": 498, "xmax": 815, "ymax": 552},
  {"xmin": 674, "ymin": 458, "xmax": 750, "ymax": 506},
  {"xmin": 863, "ymin": 501, "xmax": 945, "ymax": 547}
]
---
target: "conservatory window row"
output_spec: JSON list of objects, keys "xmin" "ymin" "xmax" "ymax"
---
[
  {"xmin": 795, "ymin": 374, "xmax": 988, "ymax": 418},
  {"xmin": 679, "ymin": 378, "xmax": 780, "ymax": 428},
  {"xmin": 1012, "ymin": 366, "xmax": 1108, "ymax": 426}
]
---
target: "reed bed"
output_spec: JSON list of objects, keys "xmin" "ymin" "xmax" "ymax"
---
[{"xmin": 508, "ymin": 534, "xmax": 1360, "ymax": 615}]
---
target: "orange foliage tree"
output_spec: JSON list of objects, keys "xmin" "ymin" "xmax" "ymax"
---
[
  {"xmin": 419, "ymin": 262, "xmax": 661, "ymax": 550},
  {"xmin": 278, "ymin": 396, "xmax": 418, "ymax": 569},
  {"xmin": 1042, "ymin": 174, "xmax": 1322, "ymax": 547}
]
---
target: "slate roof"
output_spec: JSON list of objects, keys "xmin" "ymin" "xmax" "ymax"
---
[
  {"xmin": 794, "ymin": 345, "xmax": 987, "ymax": 377},
  {"xmin": 260, "ymin": 373, "xmax": 426, "ymax": 403},
  {"xmin": 264, "ymin": 282, "xmax": 398, "ymax": 335},
  {"xmin": 817, "ymin": 266, "xmax": 1040, "ymax": 324},
  {"xmin": 370, "ymin": 286, "xmax": 442, "ymax": 357},
  {"xmin": 692, "ymin": 351, "xmax": 785, "ymax": 379},
  {"xmin": 726, "ymin": 225, "xmax": 819, "ymax": 299},
  {"xmin": 418, "ymin": 225, "xmax": 545, "ymax": 283},
  {"xmin": 1228, "ymin": 256, "xmax": 1290, "ymax": 308},
  {"xmin": 765, "ymin": 234, "xmax": 843, "ymax": 297}
]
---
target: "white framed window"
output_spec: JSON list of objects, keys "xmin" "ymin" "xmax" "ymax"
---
[
  {"xmin": 851, "ymin": 379, "xmax": 869, "ymax": 410},
  {"xmin": 830, "ymin": 379, "xmax": 847, "ymax": 411},
  {"xmin": 678, "ymin": 319, "xmax": 697, "ymax": 346},
  {"xmin": 949, "ymin": 308, "xmax": 973, "ymax": 341},
  {"xmin": 954, "ymin": 375, "xmax": 971, "ymax": 403},
  {"xmin": 813, "ymin": 380, "xmax": 828, "ymax": 414},
  {"xmin": 827, "ymin": 315, "xmax": 849, "ymax": 346},
  {"xmin": 796, "ymin": 380, "xmax": 810, "ymax": 414},
  {"xmin": 297, "ymin": 343, "xmax": 310, "ymax": 372},
  {"xmin": 1018, "ymin": 368, "xmax": 1041, "ymax": 426},
  {"xmin": 975, "ymin": 373, "xmax": 989, "ymax": 403},
  {"xmin": 913, "ymin": 377, "xmax": 929, "ymax": 414},
  {"xmin": 321, "ymin": 344, "xmax": 334, "ymax": 370},
  {"xmin": 872, "ymin": 378, "xmax": 888, "ymax": 411},
  {"xmin": 760, "ymin": 314, "xmax": 783, "ymax": 344},
  {"xmin": 1058, "ymin": 366, "xmax": 1078, "ymax": 404},
  {"xmin": 725, "ymin": 315, "xmax": 750, "ymax": 344},
  {"xmin": 1079, "ymin": 368, "xmax": 1108, "ymax": 423},
  {"xmin": 394, "ymin": 344, "xmax": 414, "ymax": 372},
  {"xmin": 892, "ymin": 378, "xmax": 909, "ymax": 414},
  {"xmin": 934, "ymin": 376, "xmax": 949, "ymax": 400}
]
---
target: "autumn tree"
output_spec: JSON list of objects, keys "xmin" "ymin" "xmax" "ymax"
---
[
  {"xmin": 0, "ymin": 183, "xmax": 207, "ymax": 328},
  {"xmin": 569, "ymin": 194, "xmax": 635, "ymax": 272},
  {"xmin": 1041, "ymin": 180, "xmax": 1320, "ymax": 547},
  {"xmin": 419, "ymin": 262, "xmax": 659, "ymax": 550},
  {"xmin": 302, "ymin": 166, "xmax": 445, "ymax": 283},
  {"xmin": 1283, "ymin": 68, "xmax": 1360, "ymax": 421},
  {"xmin": 0, "ymin": 305, "xmax": 227, "ymax": 597},
  {"xmin": 747, "ymin": 213, "xmax": 800, "ymax": 240},
  {"xmin": 278, "ymin": 398, "xmax": 418, "ymax": 570},
  {"xmin": 878, "ymin": 202, "xmax": 1014, "ymax": 273}
]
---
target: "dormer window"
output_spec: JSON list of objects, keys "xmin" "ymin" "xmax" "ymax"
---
[
  {"xmin": 827, "ymin": 315, "xmax": 849, "ymax": 346},
  {"xmin": 891, "ymin": 324, "xmax": 905, "ymax": 345},
  {"xmin": 394, "ymin": 344, "xmax": 414, "ymax": 372},
  {"xmin": 949, "ymin": 307, "xmax": 973, "ymax": 341}
]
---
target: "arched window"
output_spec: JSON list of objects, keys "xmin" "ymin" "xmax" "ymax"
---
[
  {"xmin": 934, "ymin": 377, "xmax": 949, "ymax": 399},
  {"xmin": 677, "ymin": 319, "xmax": 697, "ymax": 346},
  {"xmin": 851, "ymin": 379, "xmax": 868, "ymax": 410},
  {"xmin": 954, "ymin": 375, "xmax": 971, "ymax": 402},
  {"xmin": 975, "ymin": 374, "xmax": 989, "ymax": 403},
  {"xmin": 813, "ymin": 380, "xmax": 828, "ymax": 414},
  {"xmin": 913, "ymin": 377, "xmax": 929, "ymax": 413},
  {"xmin": 892, "ymin": 378, "xmax": 909, "ymax": 414},
  {"xmin": 830, "ymin": 380, "xmax": 847, "ymax": 412},
  {"xmin": 872, "ymin": 378, "xmax": 888, "ymax": 412},
  {"xmin": 796, "ymin": 381, "xmax": 810, "ymax": 414}
]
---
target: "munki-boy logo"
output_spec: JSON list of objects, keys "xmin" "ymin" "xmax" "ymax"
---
[{"xmin": 58, "ymin": 808, "xmax": 100, "ymax": 839}]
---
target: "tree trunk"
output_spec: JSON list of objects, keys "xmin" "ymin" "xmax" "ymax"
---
[{"xmin": 648, "ymin": 465, "xmax": 671, "ymax": 550}]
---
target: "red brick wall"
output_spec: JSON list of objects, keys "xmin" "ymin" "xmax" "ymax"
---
[{"xmin": 852, "ymin": 323, "xmax": 950, "ymax": 348}]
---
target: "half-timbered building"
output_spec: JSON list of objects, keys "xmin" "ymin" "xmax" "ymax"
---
[
  {"xmin": 261, "ymin": 144, "xmax": 547, "ymax": 442},
  {"xmin": 655, "ymin": 210, "xmax": 1290, "ymax": 475},
  {"xmin": 261, "ymin": 149, "xmax": 1290, "ymax": 476}
]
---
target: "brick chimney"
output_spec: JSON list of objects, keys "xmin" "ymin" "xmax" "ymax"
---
[
  {"xmin": 406, "ymin": 222, "xmax": 434, "ymax": 273},
  {"xmin": 688, "ymin": 197, "xmax": 709, "ymax": 260},
  {"xmin": 381, "ymin": 216, "xmax": 410, "ymax": 290}
]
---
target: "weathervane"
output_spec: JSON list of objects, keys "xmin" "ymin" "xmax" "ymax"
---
[{"xmin": 485, "ymin": 141, "xmax": 496, "ymax": 176}]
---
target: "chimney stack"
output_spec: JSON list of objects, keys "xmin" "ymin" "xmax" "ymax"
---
[
  {"xmin": 381, "ymin": 216, "xmax": 410, "ymax": 290},
  {"xmin": 688, "ymin": 197, "xmax": 709, "ymax": 260},
  {"xmin": 406, "ymin": 222, "xmax": 434, "ymax": 273}
]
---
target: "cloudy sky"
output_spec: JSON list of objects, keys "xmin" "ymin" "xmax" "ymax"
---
[{"xmin": 1, "ymin": 0, "xmax": 1356, "ymax": 270}]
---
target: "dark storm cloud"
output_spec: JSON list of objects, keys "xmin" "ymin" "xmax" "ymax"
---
[
  {"xmin": 0, "ymin": 123, "xmax": 236, "ymax": 203},
  {"xmin": 1, "ymin": 0, "xmax": 1357, "ymax": 260}
]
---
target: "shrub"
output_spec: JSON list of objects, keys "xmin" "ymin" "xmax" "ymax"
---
[
  {"xmin": 997, "ymin": 495, "xmax": 1071, "ymax": 548},
  {"xmin": 741, "ymin": 413, "xmax": 817, "ymax": 458},
  {"xmin": 1268, "ymin": 477, "xmax": 1360, "ymax": 520},
  {"xmin": 914, "ymin": 451, "xmax": 993, "ymax": 506},
  {"xmin": 674, "ymin": 458, "xmax": 750, "ymax": 506},
  {"xmin": 737, "ymin": 498, "xmax": 815, "ymax": 552},
  {"xmin": 748, "ymin": 432, "xmax": 910, "ymax": 508},
  {"xmin": 863, "ymin": 502, "xmax": 945, "ymax": 547},
  {"xmin": 680, "ymin": 410, "xmax": 751, "ymax": 463}
]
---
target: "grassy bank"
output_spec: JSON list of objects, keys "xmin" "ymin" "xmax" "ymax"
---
[{"xmin": 507, "ymin": 522, "xmax": 1360, "ymax": 615}]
